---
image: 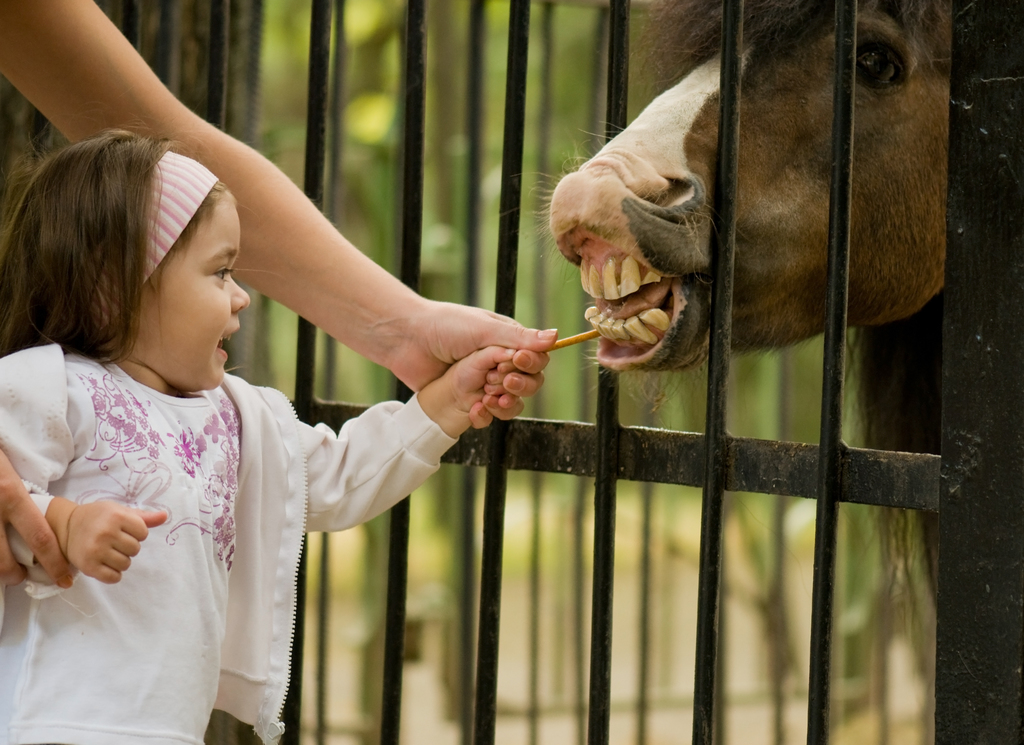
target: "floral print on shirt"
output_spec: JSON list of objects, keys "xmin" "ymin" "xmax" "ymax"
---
[{"xmin": 76, "ymin": 371, "xmax": 239, "ymax": 569}]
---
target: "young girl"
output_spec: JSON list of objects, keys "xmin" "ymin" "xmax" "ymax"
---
[{"xmin": 0, "ymin": 130, "xmax": 524, "ymax": 745}]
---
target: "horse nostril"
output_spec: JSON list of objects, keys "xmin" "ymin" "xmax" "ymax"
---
[{"xmin": 660, "ymin": 178, "xmax": 700, "ymax": 209}]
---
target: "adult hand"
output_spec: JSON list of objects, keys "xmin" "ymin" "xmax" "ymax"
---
[
  {"xmin": 393, "ymin": 299, "xmax": 553, "ymax": 399},
  {"xmin": 0, "ymin": 451, "xmax": 72, "ymax": 588}
]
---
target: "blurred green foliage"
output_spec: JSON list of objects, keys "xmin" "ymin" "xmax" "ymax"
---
[{"xmin": 252, "ymin": 0, "xmax": 930, "ymax": 737}]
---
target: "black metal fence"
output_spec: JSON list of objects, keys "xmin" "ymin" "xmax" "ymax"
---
[{"xmin": 29, "ymin": 0, "xmax": 1024, "ymax": 743}]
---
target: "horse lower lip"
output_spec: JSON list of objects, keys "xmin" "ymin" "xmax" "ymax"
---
[{"xmin": 595, "ymin": 278, "xmax": 687, "ymax": 367}]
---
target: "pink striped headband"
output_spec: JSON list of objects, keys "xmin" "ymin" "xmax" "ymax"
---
[{"xmin": 145, "ymin": 151, "xmax": 220, "ymax": 281}]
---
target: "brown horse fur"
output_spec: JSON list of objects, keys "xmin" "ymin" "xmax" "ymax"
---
[
  {"xmin": 645, "ymin": 0, "xmax": 950, "ymax": 90},
  {"xmin": 548, "ymin": 1, "xmax": 954, "ymax": 632},
  {"xmin": 642, "ymin": 0, "xmax": 951, "ymax": 457},
  {"xmin": 644, "ymin": 0, "xmax": 951, "ymax": 589},
  {"xmin": 552, "ymin": 0, "xmax": 952, "ymax": 454}
]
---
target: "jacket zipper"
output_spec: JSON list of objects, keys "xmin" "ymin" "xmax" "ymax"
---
[{"xmin": 269, "ymin": 393, "xmax": 310, "ymax": 737}]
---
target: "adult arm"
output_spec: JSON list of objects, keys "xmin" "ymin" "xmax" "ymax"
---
[
  {"xmin": 0, "ymin": 452, "xmax": 71, "ymax": 587},
  {"xmin": 0, "ymin": 0, "xmax": 553, "ymax": 393}
]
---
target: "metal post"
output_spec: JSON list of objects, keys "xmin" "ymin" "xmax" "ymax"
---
[
  {"xmin": 122, "ymin": 0, "xmax": 140, "ymax": 49},
  {"xmin": 586, "ymin": 0, "xmax": 628, "ymax": 742},
  {"xmin": 207, "ymin": 0, "xmax": 230, "ymax": 129},
  {"xmin": 472, "ymin": 0, "xmax": 531, "ymax": 740},
  {"xmin": 378, "ymin": 0, "xmax": 427, "ymax": 740},
  {"xmin": 936, "ymin": 3, "xmax": 1024, "ymax": 741},
  {"xmin": 805, "ymin": 0, "xmax": 856, "ymax": 742},
  {"xmin": 282, "ymin": 0, "xmax": 333, "ymax": 740},
  {"xmin": 691, "ymin": 0, "xmax": 743, "ymax": 742},
  {"xmin": 458, "ymin": 0, "xmax": 486, "ymax": 741},
  {"xmin": 156, "ymin": 0, "xmax": 181, "ymax": 95},
  {"xmin": 315, "ymin": 3, "xmax": 345, "ymax": 740}
]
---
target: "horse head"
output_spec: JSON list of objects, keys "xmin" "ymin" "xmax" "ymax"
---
[{"xmin": 549, "ymin": 0, "xmax": 951, "ymax": 373}]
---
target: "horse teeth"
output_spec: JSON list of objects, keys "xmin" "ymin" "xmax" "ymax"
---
[
  {"xmin": 625, "ymin": 316, "xmax": 658, "ymax": 344},
  {"xmin": 589, "ymin": 265, "xmax": 603, "ymax": 299},
  {"xmin": 598, "ymin": 318, "xmax": 620, "ymax": 339},
  {"xmin": 639, "ymin": 308, "xmax": 671, "ymax": 331},
  {"xmin": 603, "ymin": 258, "xmax": 620, "ymax": 300},
  {"xmin": 620, "ymin": 257, "xmax": 641, "ymax": 296},
  {"xmin": 610, "ymin": 319, "xmax": 631, "ymax": 340},
  {"xmin": 641, "ymin": 270, "xmax": 662, "ymax": 285},
  {"xmin": 585, "ymin": 306, "xmax": 600, "ymax": 321}
]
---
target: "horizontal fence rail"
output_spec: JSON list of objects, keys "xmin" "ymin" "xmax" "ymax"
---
[
  {"xmin": 311, "ymin": 404, "xmax": 940, "ymax": 511},
  {"xmin": 13, "ymin": 0, "xmax": 1014, "ymax": 742}
]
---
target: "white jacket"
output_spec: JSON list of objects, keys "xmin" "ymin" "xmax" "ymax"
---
[{"xmin": 0, "ymin": 345, "xmax": 456, "ymax": 743}]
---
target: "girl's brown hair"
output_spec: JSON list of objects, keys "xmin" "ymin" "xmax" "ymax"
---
[{"xmin": 0, "ymin": 130, "xmax": 171, "ymax": 360}]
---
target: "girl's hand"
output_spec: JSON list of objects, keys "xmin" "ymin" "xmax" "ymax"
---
[
  {"xmin": 399, "ymin": 302, "xmax": 553, "ymax": 405},
  {"xmin": 482, "ymin": 358, "xmax": 546, "ymax": 413},
  {"xmin": 418, "ymin": 346, "xmax": 538, "ymax": 438},
  {"xmin": 47, "ymin": 498, "xmax": 167, "ymax": 585}
]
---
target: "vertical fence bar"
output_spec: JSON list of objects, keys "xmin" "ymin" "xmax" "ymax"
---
[
  {"xmin": 459, "ymin": 0, "xmax": 486, "ymax": 740},
  {"xmin": 690, "ymin": 0, "xmax": 742, "ymax": 743},
  {"xmin": 30, "ymin": 109, "xmax": 51, "ymax": 154},
  {"xmin": 936, "ymin": 3, "xmax": 1024, "ymax": 742},
  {"xmin": 122, "ymin": 0, "xmax": 140, "ymax": 49},
  {"xmin": 572, "ymin": 15, "xmax": 608, "ymax": 743},
  {"xmin": 323, "ymin": 0, "xmax": 347, "ymax": 411},
  {"xmin": 805, "ymin": 0, "xmax": 856, "ymax": 742},
  {"xmin": 572, "ymin": 475, "xmax": 587, "ymax": 745},
  {"xmin": 244, "ymin": 0, "xmax": 265, "ymax": 149},
  {"xmin": 586, "ymin": 0, "xmax": 628, "ymax": 742},
  {"xmin": 636, "ymin": 476, "xmax": 654, "ymax": 745},
  {"xmin": 472, "ymin": 0, "xmax": 531, "ymax": 740},
  {"xmin": 315, "ymin": 1, "xmax": 345, "ymax": 742},
  {"xmin": 528, "ymin": 5, "xmax": 554, "ymax": 744},
  {"xmin": 315, "ymin": 533, "xmax": 330, "ymax": 745},
  {"xmin": 156, "ymin": 0, "xmax": 181, "ymax": 94},
  {"xmin": 282, "ymin": 0, "xmax": 332, "ymax": 741},
  {"xmin": 378, "ymin": 0, "xmax": 427, "ymax": 741},
  {"xmin": 207, "ymin": 0, "xmax": 230, "ymax": 129},
  {"xmin": 769, "ymin": 350, "xmax": 792, "ymax": 745}
]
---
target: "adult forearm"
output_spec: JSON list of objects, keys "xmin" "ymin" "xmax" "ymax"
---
[
  {"xmin": 0, "ymin": 0, "xmax": 422, "ymax": 372},
  {"xmin": 0, "ymin": 0, "xmax": 555, "ymax": 394}
]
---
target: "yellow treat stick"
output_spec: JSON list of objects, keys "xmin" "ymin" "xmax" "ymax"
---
[{"xmin": 551, "ymin": 329, "xmax": 601, "ymax": 350}]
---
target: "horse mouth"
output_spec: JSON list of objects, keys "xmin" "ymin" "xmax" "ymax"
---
[{"xmin": 573, "ymin": 233, "xmax": 709, "ymax": 370}]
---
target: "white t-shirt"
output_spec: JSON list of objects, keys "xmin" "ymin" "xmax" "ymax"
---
[
  {"xmin": 0, "ymin": 345, "xmax": 456, "ymax": 743},
  {"xmin": 0, "ymin": 357, "xmax": 241, "ymax": 745}
]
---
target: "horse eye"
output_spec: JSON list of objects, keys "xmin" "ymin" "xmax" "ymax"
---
[{"xmin": 857, "ymin": 43, "xmax": 903, "ymax": 85}]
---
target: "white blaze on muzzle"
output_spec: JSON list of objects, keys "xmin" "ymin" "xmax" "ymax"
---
[{"xmin": 581, "ymin": 56, "xmax": 723, "ymax": 198}]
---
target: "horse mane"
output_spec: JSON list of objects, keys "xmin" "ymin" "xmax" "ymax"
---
[
  {"xmin": 642, "ymin": 0, "xmax": 952, "ymax": 87},
  {"xmin": 854, "ymin": 294, "xmax": 943, "ymax": 593},
  {"xmin": 854, "ymin": 293, "xmax": 942, "ymax": 455}
]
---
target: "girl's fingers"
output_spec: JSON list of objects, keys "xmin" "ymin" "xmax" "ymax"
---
[
  {"xmin": 111, "ymin": 532, "xmax": 143, "ymax": 559},
  {"xmin": 91, "ymin": 565, "xmax": 123, "ymax": 585},
  {"xmin": 103, "ymin": 549, "xmax": 132, "ymax": 573},
  {"xmin": 120, "ymin": 509, "xmax": 166, "ymax": 542},
  {"xmin": 468, "ymin": 402, "xmax": 494, "ymax": 429},
  {"xmin": 486, "ymin": 397, "xmax": 524, "ymax": 421},
  {"xmin": 503, "ymin": 371, "xmax": 543, "ymax": 397},
  {"xmin": 511, "ymin": 349, "xmax": 550, "ymax": 375}
]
